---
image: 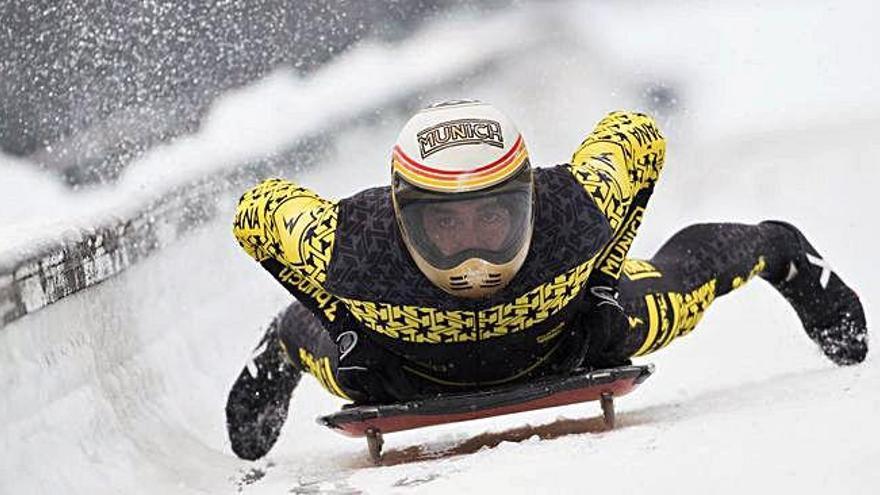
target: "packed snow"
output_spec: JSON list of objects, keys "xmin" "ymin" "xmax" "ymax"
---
[{"xmin": 1, "ymin": 1, "xmax": 878, "ymax": 494}]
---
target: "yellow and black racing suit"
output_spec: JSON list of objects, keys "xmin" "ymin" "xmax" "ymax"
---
[{"xmin": 233, "ymin": 111, "xmax": 789, "ymax": 403}]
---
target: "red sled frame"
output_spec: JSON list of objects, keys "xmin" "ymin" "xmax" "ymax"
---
[{"xmin": 317, "ymin": 364, "xmax": 654, "ymax": 463}]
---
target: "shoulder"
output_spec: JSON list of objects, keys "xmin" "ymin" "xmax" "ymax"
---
[
  {"xmin": 330, "ymin": 185, "xmax": 462, "ymax": 305},
  {"xmin": 521, "ymin": 166, "xmax": 612, "ymax": 273},
  {"xmin": 233, "ymin": 178, "xmax": 339, "ymax": 281},
  {"xmin": 589, "ymin": 111, "xmax": 662, "ymax": 138},
  {"xmin": 235, "ymin": 178, "xmax": 336, "ymax": 229},
  {"xmin": 339, "ymin": 185, "xmax": 392, "ymax": 213},
  {"xmin": 577, "ymin": 111, "xmax": 664, "ymax": 161}
]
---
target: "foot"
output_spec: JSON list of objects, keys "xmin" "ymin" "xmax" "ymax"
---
[
  {"xmin": 760, "ymin": 221, "xmax": 868, "ymax": 365},
  {"xmin": 226, "ymin": 327, "xmax": 301, "ymax": 460}
]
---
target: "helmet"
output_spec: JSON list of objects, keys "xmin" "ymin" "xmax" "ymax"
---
[{"xmin": 391, "ymin": 100, "xmax": 534, "ymax": 299}]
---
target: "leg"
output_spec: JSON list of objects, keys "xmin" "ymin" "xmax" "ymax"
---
[
  {"xmin": 760, "ymin": 221, "xmax": 867, "ymax": 365},
  {"xmin": 616, "ymin": 222, "xmax": 867, "ymax": 364}
]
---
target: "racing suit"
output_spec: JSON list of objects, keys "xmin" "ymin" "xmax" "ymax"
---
[{"xmin": 232, "ymin": 111, "xmax": 790, "ymax": 403}]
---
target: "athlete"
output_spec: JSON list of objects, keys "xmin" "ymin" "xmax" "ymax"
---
[{"xmin": 226, "ymin": 100, "xmax": 868, "ymax": 460}]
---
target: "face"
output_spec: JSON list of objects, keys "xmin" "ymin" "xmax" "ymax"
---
[{"xmin": 421, "ymin": 197, "xmax": 513, "ymax": 257}]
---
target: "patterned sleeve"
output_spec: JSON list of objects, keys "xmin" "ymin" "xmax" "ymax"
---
[
  {"xmin": 566, "ymin": 111, "xmax": 665, "ymax": 233},
  {"xmin": 232, "ymin": 178, "xmax": 338, "ymax": 287}
]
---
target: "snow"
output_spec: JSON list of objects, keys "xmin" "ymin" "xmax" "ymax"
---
[
  {"xmin": 0, "ymin": 6, "xmax": 546, "ymax": 267},
  {"xmin": 1, "ymin": 1, "xmax": 879, "ymax": 494}
]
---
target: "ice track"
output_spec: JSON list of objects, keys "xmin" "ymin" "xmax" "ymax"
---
[{"xmin": 2, "ymin": 1, "xmax": 879, "ymax": 493}]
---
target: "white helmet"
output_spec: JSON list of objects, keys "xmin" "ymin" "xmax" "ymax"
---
[{"xmin": 391, "ymin": 100, "xmax": 534, "ymax": 299}]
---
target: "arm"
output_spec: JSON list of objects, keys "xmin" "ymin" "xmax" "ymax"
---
[
  {"xmin": 565, "ymin": 112, "xmax": 665, "ymax": 368},
  {"xmin": 233, "ymin": 178, "xmax": 338, "ymax": 288},
  {"xmin": 234, "ymin": 180, "xmax": 414, "ymax": 401},
  {"xmin": 567, "ymin": 111, "xmax": 665, "ymax": 232},
  {"xmin": 566, "ymin": 111, "xmax": 665, "ymax": 282}
]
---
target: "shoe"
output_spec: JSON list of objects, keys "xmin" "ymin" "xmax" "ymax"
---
[
  {"xmin": 760, "ymin": 221, "xmax": 868, "ymax": 365},
  {"xmin": 226, "ymin": 327, "xmax": 301, "ymax": 460}
]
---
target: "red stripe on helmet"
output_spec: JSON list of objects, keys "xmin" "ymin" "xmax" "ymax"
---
[{"xmin": 393, "ymin": 135, "xmax": 524, "ymax": 177}]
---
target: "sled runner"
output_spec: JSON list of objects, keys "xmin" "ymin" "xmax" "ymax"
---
[{"xmin": 318, "ymin": 364, "xmax": 654, "ymax": 463}]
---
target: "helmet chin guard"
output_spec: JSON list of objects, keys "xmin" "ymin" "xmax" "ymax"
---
[
  {"xmin": 406, "ymin": 237, "xmax": 532, "ymax": 300},
  {"xmin": 391, "ymin": 100, "xmax": 534, "ymax": 299}
]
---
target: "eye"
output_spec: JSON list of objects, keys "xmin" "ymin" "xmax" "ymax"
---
[
  {"xmin": 481, "ymin": 212, "xmax": 500, "ymax": 224},
  {"xmin": 436, "ymin": 215, "xmax": 458, "ymax": 229},
  {"xmin": 479, "ymin": 207, "xmax": 506, "ymax": 225}
]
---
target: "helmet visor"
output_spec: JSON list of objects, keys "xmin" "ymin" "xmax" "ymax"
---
[{"xmin": 395, "ymin": 166, "xmax": 533, "ymax": 271}]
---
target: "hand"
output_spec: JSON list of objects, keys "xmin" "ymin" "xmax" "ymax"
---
[
  {"xmin": 574, "ymin": 285, "xmax": 632, "ymax": 369},
  {"xmin": 334, "ymin": 330, "xmax": 416, "ymax": 404}
]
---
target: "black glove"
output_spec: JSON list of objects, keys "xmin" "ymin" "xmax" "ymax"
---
[
  {"xmin": 572, "ymin": 285, "xmax": 632, "ymax": 370},
  {"xmin": 334, "ymin": 330, "xmax": 417, "ymax": 404}
]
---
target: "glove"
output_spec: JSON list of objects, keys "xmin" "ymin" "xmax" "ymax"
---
[
  {"xmin": 572, "ymin": 285, "xmax": 633, "ymax": 370},
  {"xmin": 334, "ymin": 330, "xmax": 417, "ymax": 404}
]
